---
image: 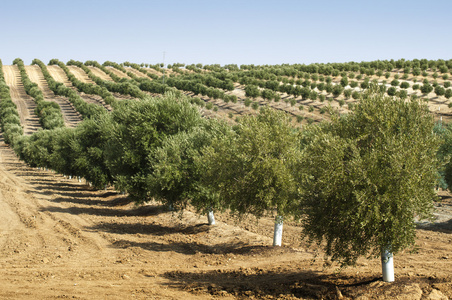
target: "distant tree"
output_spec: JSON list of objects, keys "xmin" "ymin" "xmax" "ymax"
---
[
  {"xmin": 325, "ymin": 76, "xmax": 332, "ymax": 84},
  {"xmin": 445, "ymin": 89, "xmax": 452, "ymax": 99},
  {"xmin": 343, "ymin": 88, "xmax": 352, "ymax": 99},
  {"xmin": 435, "ymin": 86, "xmax": 446, "ymax": 97},
  {"xmin": 390, "ymin": 79, "xmax": 399, "ymax": 87},
  {"xmin": 400, "ymin": 82, "xmax": 410, "ymax": 89},
  {"xmin": 245, "ymin": 85, "xmax": 260, "ymax": 98},
  {"xmin": 398, "ymin": 89, "xmax": 408, "ymax": 99},
  {"xmin": 421, "ymin": 83, "xmax": 434, "ymax": 94},
  {"xmin": 332, "ymin": 85, "xmax": 344, "ymax": 97},
  {"xmin": 340, "ymin": 76, "xmax": 349, "ymax": 87},
  {"xmin": 387, "ymin": 87, "xmax": 397, "ymax": 96}
]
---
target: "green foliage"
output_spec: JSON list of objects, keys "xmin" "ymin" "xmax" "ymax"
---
[
  {"xmin": 387, "ymin": 87, "xmax": 397, "ymax": 96},
  {"xmin": 398, "ymin": 89, "xmax": 408, "ymax": 99},
  {"xmin": 71, "ymin": 117, "xmax": 114, "ymax": 188},
  {"xmin": 0, "ymin": 60, "xmax": 23, "ymax": 144},
  {"xmin": 421, "ymin": 83, "xmax": 434, "ymax": 94},
  {"xmin": 435, "ymin": 86, "xmax": 446, "ymax": 96},
  {"xmin": 332, "ymin": 85, "xmax": 344, "ymax": 97},
  {"xmin": 200, "ymin": 107, "xmax": 301, "ymax": 218},
  {"xmin": 13, "ymin": 58, "xmax": 64, "ymax": 130},
  {"xmin": 343, "ymin": 89, "xmax": 352, "ymax": 99},
  {"xmin": 147, "ymin": 119, "xmax": 231, "ymax": 212},
  {"xmin": 400, "ymin": 81, "xmax": 410, "ymax": 89},
  {"xmin": 298, "ymin": 86, "xmax": 440, "ymax": 266},
  {"xmin": 445, "ymin": 89, "xmax": 452, "ymax": 99},
  {"xmin": 245, "ymin": 85, "xmax": 260, "ymax": 98},
  {"xmin": 103, "ymin": 92, "xmax": 205, "ymax": 202}
]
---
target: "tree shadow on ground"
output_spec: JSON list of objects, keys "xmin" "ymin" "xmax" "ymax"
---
[
  {"xmin": 39, "ymin": 203, "xmax": 166, "ymax": 218},
  {"xmin": 417, "ymin": 219, "xmax": 452, "ymax": 233},
  {"xmin": 161, "ymin": 267, "xmax": 385, "ymax": 299},
  {"xmin": 88, "ymin": 220, "xmax": 292, "ymax": 256},
  {"xmin": 109, "ymin": 237, "xmax": 294, "ymax": 256}
]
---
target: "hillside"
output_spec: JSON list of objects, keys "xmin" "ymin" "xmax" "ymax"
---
[{"xmin": 1, "ymin": 58, "xmax": 452, "ymax": 299}]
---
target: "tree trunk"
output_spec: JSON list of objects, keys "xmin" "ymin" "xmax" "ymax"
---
[
  {"xmin": 207, "ymin": 209, "xmax": 215, "ymax": 225},
  {"xmin": 381, "ymin": 248, "xmax": 394, "ymax": 282},
  {"xmin": 273, "ymin": 215, "xmax": 283, "ymax": 246}
]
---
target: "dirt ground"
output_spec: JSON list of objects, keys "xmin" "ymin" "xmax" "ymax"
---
[{"xmin": 1, "ymin": 132, "xmax": 452, "ymax": 300}]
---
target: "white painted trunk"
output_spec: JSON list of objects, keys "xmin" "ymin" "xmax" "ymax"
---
[
  {"xmin": 207, "ymin": 210, "xmax": 215, "ymax": 225},
  {"xmin": 381, "ymin": 248, "xmax": 394, "ymax": 282},
  {"xmin": 273, "ymin": 215, "xmax": 283, "ymax": 246}
]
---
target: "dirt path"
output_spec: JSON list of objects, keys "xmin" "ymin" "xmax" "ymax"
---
[
  {"xmin": 24, "ymin": 65, "xmax": 82, "ymax": 128},
  {"xmin": 47, "ymin": 65, "xmax": 73, "ymax": 87},
  {"xmin": 125, "ymin": 67, "xmax": 149, "ymax": 79},
  {"xmin": 105, "ymin": 66, "xmax": 131, "ymax": 79},
  {"xmin": 87, "ymin": 66, "xmax": 113, "ymax": 81},
  {"xmin": 2, "ymin": 65, "xmax": 41, "ymax": 135},
  {"xmin": 67, "ymin": 66, "xmax": 95, "ymax": 84}
]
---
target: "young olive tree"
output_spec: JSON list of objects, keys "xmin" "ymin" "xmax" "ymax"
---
[
  {"xmin": 201, "ymin": 107, "xmax": 301, "ymax": 246},
  {"xmin": 103, "ymin": 92, "xmax": 205, "ymax": 203},
  {"xmin": 146, "ymin": 119, "xmax": 232, "ymax": 224},
  {"xmin": 297, "ymin": 85, "xmax": 440, "ymax": 281}
]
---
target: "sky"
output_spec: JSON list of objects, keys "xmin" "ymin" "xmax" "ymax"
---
[{"xmin": 1, "ymin": 0, "xmax": 451, "ymax": 66}]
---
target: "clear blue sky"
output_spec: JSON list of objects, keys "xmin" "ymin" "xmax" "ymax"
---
[{"xmin": 1, "ymin": 0, "xmax": 451, "ymax": 66}]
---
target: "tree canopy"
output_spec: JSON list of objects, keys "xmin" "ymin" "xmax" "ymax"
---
[{"xmin": 297, "ymin": 86, "xmax": 440, "ymax": 266}]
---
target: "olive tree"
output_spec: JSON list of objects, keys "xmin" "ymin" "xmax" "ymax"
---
[
  {"xmin": 297, "ymin": 86, "xmax": 440, "ymax": 281},
  {"xmin": 103, "ymin": 92, "xmax": 205, "ymax": 203},
  {"xmin": 147, "ymin": 119, "xmax": 232, "ymax": 224},
  {"xmin": 200, "ymin": 107, "xmax": 301, "ymax": 246}
]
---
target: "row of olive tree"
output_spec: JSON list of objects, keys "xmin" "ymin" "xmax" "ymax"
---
[
  {"xmin": 200, "ymin": 85, "xmax": 440, "ymax": 282},
  {"xmin": 13, "ymin": 58, "xmax": 64, "ymax": 130},
  {"xmin": 32, "ymin": 59, "xmax": 106, "ymax": 119},
  {"xmin": 0, "ymin": 59, "xmax": 23, "ymax": 144},
  {"xmin": 7, "ymin": 85, "xmax": 443, "ymax": 282},
  {"xmin": 103, "ymin": 61, "xmax": 178, "ymax": 96},
  {"xmin": 66, "ymin": 60, "xmax": 146, "ymax": 100},
  {"xmin": 48, "ymin": 59, "xmax": 118, "ymax": 107},
  {"xmin": 121, "ymin": 61, "xmax": 159, "ymax": 80}
]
